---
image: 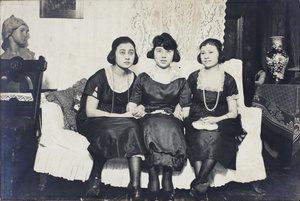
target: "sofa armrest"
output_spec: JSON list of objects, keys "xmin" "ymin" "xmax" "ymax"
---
[
  {"xmin": 41, "ymin": 100, "xmax": 65, "ymax": 130},
  {"xmin": 39, "ymin": 100, "xmax": 90, "ymax": 152},
  {"xmin": 238, "ymin": 106, "xmax": 262, "ymax": 138}
]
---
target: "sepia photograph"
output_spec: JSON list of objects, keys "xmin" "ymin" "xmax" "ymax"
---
[{"xmin": 0, "ymin": 0, "xmax": 299, "ymax": 200}]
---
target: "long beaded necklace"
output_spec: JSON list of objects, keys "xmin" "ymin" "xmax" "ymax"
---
[
  {"xmin": 110, "ymin": 68, "xmax": 130, "ymax": 114},
  {"xmin": 203, "ymin": 89, "xmax": 220, "ymax": 112},
  {"xmin": 201, "ymin": 65, "xmax": 222, "ymax": 112}
]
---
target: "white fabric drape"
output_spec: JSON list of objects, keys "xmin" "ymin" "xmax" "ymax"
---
[{"xmin": 118, "ymin": 0, "xmax": 227, "ymax": 60}]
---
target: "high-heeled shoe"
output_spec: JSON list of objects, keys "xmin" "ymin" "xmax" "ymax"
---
[
  {"xmin": 86, "ymin": 176, "xmax": 102, "ymax": 197},
  {"xmin": 147, "ymin": 190, "xmax": 160, "ymax": 201},
  {"xmin": 189, "ymin": 179, "xmax": 209, "ymax": 197},
  {"xmin": 160, "ymin": 190, "xmax": 175, "ymax": 201},
  {"xmin": 128, "ymin": 186, "xmax": 143, "ymax": 201}
]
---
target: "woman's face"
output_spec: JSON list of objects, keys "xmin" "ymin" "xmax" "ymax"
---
[
  {"xmin": 11, "ymin": 25, "xmax": 29, "ymax": 48},
  {"xmin": 154, "ymin": 46, "xmax": 174, "ymax": 69},
  {"xmin": 200, "ymin": 44, "xmax": 219, "ymax": 69},
  {"xmin": 115, "ymin": 42, "xmax": 135, "ymax": 69}
]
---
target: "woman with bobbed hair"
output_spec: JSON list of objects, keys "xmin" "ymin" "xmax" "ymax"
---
[
  {"xmin": 128, "ymin": 33, "xmax": 191, "ymax": 201},
  {"xmin": 184, "ymin": 38, "xmax": 245, "ymax": 197},
  {"xmin": 76, "ymin": 36, "xmax": 145, "ymax": 200}
]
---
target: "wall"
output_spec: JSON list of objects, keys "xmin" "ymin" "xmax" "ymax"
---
[{"xmin": 0, "ymin": 0, "xmax": 227, "ymax": 90}]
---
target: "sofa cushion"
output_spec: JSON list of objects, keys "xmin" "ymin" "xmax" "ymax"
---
[{"xmin": 45, "ymin": 78, "xmax": 87, "ymax": 132}]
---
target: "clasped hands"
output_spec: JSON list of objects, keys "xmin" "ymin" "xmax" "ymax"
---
[
  {"xmin": 198, "ymin": 116, "xmax": 219, "ymax": 124},
  {"xmin": 126, "ymin": 103, "xmax": 186, "ymax": 120},
  {"xmin": 125, "ymin": 103, "xmax": 146, "ymax": 119}
]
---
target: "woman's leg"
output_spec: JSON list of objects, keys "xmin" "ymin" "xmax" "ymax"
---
[
  {"xmin": 193, "ymin": 161, "xmax": 202, "ymax": 177},
  {"xmin": 127, "ymin": 156, "xmax": 143, "ymax": 200},
  {"xmin": 87, "ymin": 159, "xmax": 106, "ymax": 196},
  {"xmin": 128, "ymin": 156, "xmax": 142, "ymax": 187},
  {"xmin": 162, "ymin": 166, "xmax": 173, "ymax": 192},
  {"xmin": 148, "ymin": 166, "xmax": 160, "ymax": 192},
  {"xmin": 147, "ymin": 166, "xmax": 160, "ymax": 201},
  {"xmin": 196, "ymin": 158, "xmax": 216, "ymax": 182},
  {"xmin": 190, "ymin": 158, "xmax": 216, "ymax": 195},
  {"xmin": 161, "ymin": 166, "xmax": 175, "ymax": 201}
]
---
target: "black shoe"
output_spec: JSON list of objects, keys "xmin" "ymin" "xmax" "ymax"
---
[
  {"xmin": 190, "ymin": 179, "xmax": 209, "ymax": 196},
  {"xmin": 160, "ymin": 191, "xmax": 175, "ymax": 201},
  {"xmin": 148, "ymin": 190, "xmax": 160, "ymax": 201},
  {"xmin": 188, "ymin": 190, "xmax": 207, "ymax": 201},
  {"xmin": 86, "ymin": 176, "xmax": 102, "ymax": 197},
  {"xmin": 189, "ymin": 178, "xmax": 209, "ymax": 196},
  {"xmin": 128, "ymin": 186, "xmax": 143, "ymax": 201}
]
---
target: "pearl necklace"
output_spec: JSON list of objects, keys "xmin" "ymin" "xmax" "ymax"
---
[{"xmin": 203, "ymin": 89, "xmax": 220, "ymax": 112}]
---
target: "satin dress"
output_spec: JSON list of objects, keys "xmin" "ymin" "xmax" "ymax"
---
[
  {"xmin": 76, "ymin": 68, "xmax": 145, "ymax": 162},
  {"xmin": 130, "ymin": 72, "xmax": 191, "ymax": 170},
  {"xmin": 184, "ymin": 69, "xmax": 245, "ymax": 170}
]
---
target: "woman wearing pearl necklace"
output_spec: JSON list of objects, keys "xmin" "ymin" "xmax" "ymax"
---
[{"xmin": 184, "ymin": 38, "xmax": 245, "ymax": 198}]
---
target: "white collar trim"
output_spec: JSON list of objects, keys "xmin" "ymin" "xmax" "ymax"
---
[
  {"xmin": 146, "ymin": 67, "xmax": 182, "ymax": 83},
  {"xmin": 105, "ymin": 66, "xmax": 134, "ymax": 93},
  {"xmin": 197, "ymin": 68, "xmax": 225, "ymax": 92}
]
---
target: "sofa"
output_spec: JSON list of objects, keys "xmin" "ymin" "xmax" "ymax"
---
[{"xmin": 33, "ymin": 58, "xmax": 266, "ymax": 190}]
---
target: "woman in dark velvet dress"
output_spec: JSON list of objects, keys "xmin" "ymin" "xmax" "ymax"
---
[
  {"xmin": 76, "ymin": 37, "xmax": 145, "ymax": 200},
  {"xmin": 128, "ymin": 33, "xmax": 191, "ymax": 201},
  {"xmin": 184, "ymin": 38, "xmax": 245, "ymax": 197}
]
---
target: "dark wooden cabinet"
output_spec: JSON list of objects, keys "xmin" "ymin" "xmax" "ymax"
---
[{"xmin": 0, "ymin": 57, "xmax": 47, "ymax": 199}]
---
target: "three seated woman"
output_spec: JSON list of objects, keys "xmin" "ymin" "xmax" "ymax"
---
[{"xmin": 75, "ymin": 33, "xmax": 244, "ymax": 201}]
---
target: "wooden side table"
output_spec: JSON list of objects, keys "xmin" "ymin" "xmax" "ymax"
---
[{"xmin": 252, "ymin": 84, "xmax": 300, "ymax": 167}]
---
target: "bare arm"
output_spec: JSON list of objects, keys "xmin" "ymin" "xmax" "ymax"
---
[
  {"xmin": 201, "ymin": 99, "xmax": 238, "ymax": 124},
  {"xmin": 86, "ymin": 93, "xmax": 133, "ymax": 118}
]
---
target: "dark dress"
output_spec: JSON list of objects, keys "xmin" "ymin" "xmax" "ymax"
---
[
  {"xmin": 76, "ymin": 68, "xmax": 145, "ymax": 162},
  {"xmin": 130, "ymin": 72, "xmax": 191, "ymax": 170},
  {"xmin": 184, "ymin": 69, "xmax": 245, "ymax": 170}
]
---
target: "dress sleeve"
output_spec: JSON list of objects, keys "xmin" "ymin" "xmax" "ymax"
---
[
  {"xmin": 83, "ymin": 71, "xmax": 104, "ymax": 100},
  {"xmin": 129, "ymin": 74, "xmax": 143, "ymax": 105},
  {"xmin": 226, "ymin": 74, "xmax": 239, "ymax": 101},
  {"xmin": 179, "ymin": 79, "xmax": 192, "ymax": 107},
  {"xmin": 187, "ymin": 70, "xmax": 197, "ymax": 91}
]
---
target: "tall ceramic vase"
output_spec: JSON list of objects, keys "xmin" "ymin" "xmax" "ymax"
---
[{"xmin": 266, "ymin": 36, "xmax": 289, "ymax": 84}]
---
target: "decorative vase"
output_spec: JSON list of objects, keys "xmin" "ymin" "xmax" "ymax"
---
[{"xmin": 266, "ymin": 36, "xmax": 289, "ymax": 84}]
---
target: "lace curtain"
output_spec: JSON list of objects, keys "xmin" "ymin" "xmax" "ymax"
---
[{"xmin": 119, "ymin": 0, "xmax": 227, "ymax": 60}]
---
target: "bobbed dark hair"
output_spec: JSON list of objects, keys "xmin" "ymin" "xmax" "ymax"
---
[
  {"xmin": 107, "ymin": 36, "xmax": 139, "ymax": 65},
  {"xmin": 197, "ymin": 38, "xmax": 225, "ymax": 64},
  {"xmin": 146, "ymin": 32, "xmax": 180, "ymax": 62}
]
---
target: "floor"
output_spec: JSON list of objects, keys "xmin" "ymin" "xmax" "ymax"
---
[
  {"xmin": 1, "ymin": 128, "xmax": 299, "ymax": 201},
  {"xmin": 1, "ymin": 164, "xmax": 299, "ymax": 201}
]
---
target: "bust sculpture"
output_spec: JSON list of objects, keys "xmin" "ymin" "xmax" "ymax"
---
[{"xmin": 1, "ymin": 15, "xmax": 34, "ymax": 92}]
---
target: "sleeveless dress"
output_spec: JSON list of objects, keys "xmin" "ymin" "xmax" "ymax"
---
[
  {"xmin": 184, "ymin": 69, "xmax": 245, "ymax": 170},
  {"xmin": 76, "ymin": 68, "xmax": 145, "ymax": 162},
  {"xmin": 129, "ymin": 70, "xmax": 191, "ymax": 170}
]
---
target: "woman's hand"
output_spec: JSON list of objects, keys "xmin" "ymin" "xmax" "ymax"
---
[
  {"xmin": 132, "ymin": 105, "xmax": 146, "ymax": 118},
  {"xmin": 121, "ymin": 111, "xmax": 135, "ymax": 118},
  {"xmin": 173, "ymin": 104, "xmax": 184, "ymax": 121},
  {"xmin": 200, "ymin": 116, "xmax": 219, "ymax": 124}
]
